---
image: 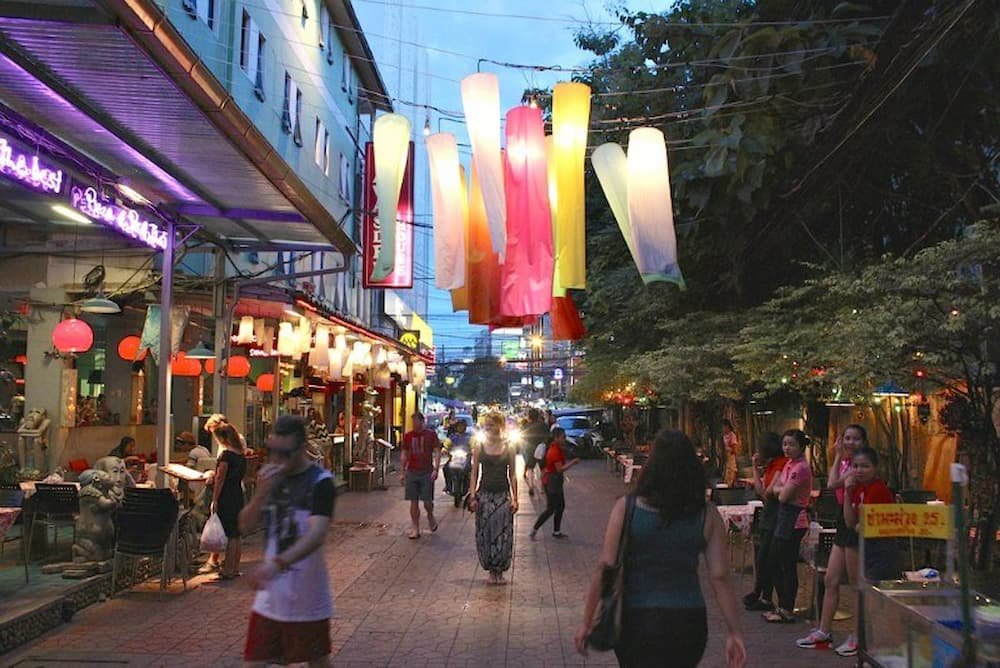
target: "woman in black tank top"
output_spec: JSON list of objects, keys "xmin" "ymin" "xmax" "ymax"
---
[{"xmin": 468, "ymin": 412, "xmax": 519, "ymax": 585}]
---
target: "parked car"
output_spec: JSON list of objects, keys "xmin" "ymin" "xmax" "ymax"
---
[{"xmin": 555, "ymin": 415, "xmax": 603, "ymax": 459}]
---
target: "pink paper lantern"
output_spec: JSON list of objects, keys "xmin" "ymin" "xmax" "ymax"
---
[
  {"xmin": 499, "ymin": 105, "xmax": 553, "ymax": 317},
  {"xmin": 52, "ymin": 317, "xmax": 94, "ymax": 354}
]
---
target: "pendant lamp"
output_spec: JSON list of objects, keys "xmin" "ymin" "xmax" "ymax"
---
[
  {"xmin": 185, "ymin": 341, "xmax": 215, "ymax": 359},
  {"xmin": 236, "ymin": 316, "xmax": 255, "ymax": 344},
  {"xmin": 371, "ymin": 113, "xmax": 412, "ymax": 281},
  {"xmin": 461, "ymin": 73, "xmax": 506, "ymax": 255},
  {"xmin": 276, "ymin": 322, "xmax": 296, "ymax": 357},
  {"xmin": 500, "ymin": 105, "xmax": 553, "ymax": 317},
  {"xmin": 551, "ymin": 82, "xmax": 591, "ymax": 290},
  {"xmin": 426, "ymin": 132, "xmax": 466, "ymax": 289},
  {"xmin": 309, "ymin": 324, "xmax": 330, "ymax": 368},
  {"xmin": 627, "ymin": 128, "xmax": 685, "ymax": 287},
  {"xmin": 81, "ymin": 292, "xmax": 121, "ymax": 314},
  {"xmin": 52, "ymin": 317, "xmax": 94, "ymax": 354}
]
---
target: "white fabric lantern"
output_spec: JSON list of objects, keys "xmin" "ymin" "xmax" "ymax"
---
[
  {"xmin": 426, "ymin": 132, "xmax": 467, "ymax": 289},
  {"xmin": 295, "ymin": 317, "xmax": 311, "ymax": 356},
  {"xmin": 371, "ymin": 113, "xmax": 412, "ymax": 281},
  {"xmin": 276, "ymin": 322, "xmax": 296, "ymax": 357},
  {"xmin": 253, "ymin": 318, "xmax": 266, "ymax": 345},
  {"xmin": 328, "ymin": 347, "xmax": 345, "ymax": 378},
  {"xmin": 261, "ymin": 325, "xmax": 274, "ymax": 354},
  {"xmin": 592, "ymin": 142, "xmax": 640, "ymax": 265},
  {"xmin": 461, "ymin": 73, "xmax": 506, "ymax": 255},
  {"xmin": 626, "ymin": 128, "xmax": 684, "ymax": 286},
  {"xmin": 411, "ymin": 360, "xmax": 426, "ymax": 388},
  {"xmin": 236, "ymin": 316, "xmax": 254, "ymax": 345},
  {"xmin": 309, "ymin": 324, "xmax": 330, "ymax": 368}
]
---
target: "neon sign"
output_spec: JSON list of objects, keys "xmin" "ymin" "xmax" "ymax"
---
[
  {"xmin": 0, "ymin": 137, "xmax": 64, "ymax": 194},
  {"xmin": 70, "ymin": 185, "xmax": 168, "ymax": 250}
]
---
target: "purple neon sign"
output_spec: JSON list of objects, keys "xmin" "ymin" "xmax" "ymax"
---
[
  {"xmin": 0, "ymin": 136, "xmax": 64, "ymax": 194},
  {"xmin": 70, "ymin": 185, "xmax": 168, "ymax": 251}
]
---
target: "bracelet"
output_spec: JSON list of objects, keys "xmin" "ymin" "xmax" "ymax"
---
[{"xmin": 273, "ymin": 556, "xmax": 290, "ymax": 571}]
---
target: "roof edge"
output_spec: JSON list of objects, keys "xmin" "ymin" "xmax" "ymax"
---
[{"xmin": 330, "ymin": 0, "xmax": 393, "ymax": 113}]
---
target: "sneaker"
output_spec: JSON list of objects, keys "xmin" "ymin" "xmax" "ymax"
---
[
  {"xmin": 552, "ymin": 532, "xmax": 568, "ymax": 539},
  {"xmin": 745, "ymin": 598, "xmax": 774, "ymax": 611},
  {"xmin": 834, "ymin": 636, "xmax": 857, "ymax": 657},
  {"xmin": 796, "ymin": 629, "xmax": 833, "ymax": 649},
  {"xmin": 742, "ymin": 592, "xmax": 760, "ymax": 607}
]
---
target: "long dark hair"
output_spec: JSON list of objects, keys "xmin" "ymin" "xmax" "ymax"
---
[
  {"xmin": 215, "ymin": 424, "xmax": 244, "ymax": 452},
  {"xmin": 633, "ymin": 430, "xmax": 707, "ymax": 522},
  {"xmin": 756, "ymin": 432, "xmax": 783, "ymax": 461},
  {"xmin": 109, "ymin": 436, "xmax": 134, "ymax": 458}
]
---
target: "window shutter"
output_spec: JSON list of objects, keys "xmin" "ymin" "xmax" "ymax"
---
[
  {"xmin": 182, "ymin": 0, "xmax": 197, "ymax": 19},
  {"xmin": 293, "ymin": 88, "xmax": 304, "ymax": 146},
  {"xmin": 282, "ymin": 74, "xmax": 292, "ymax": 134}
]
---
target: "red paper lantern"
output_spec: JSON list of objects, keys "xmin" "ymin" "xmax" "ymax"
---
[
  {"xmin": 116, "ymin": 335, "xmax": 148, "ymax": 362},
  {"xmin": 227, "ymin": 355, "xmax": 251, "ymax": 378},
  {"xmin": 203, "ymin": 358, "xmax": 215, "ymax": 375},
  {"xmin": 13, "ymin": 354, "xmax": 27, "ymax": 365},
  {"xmin": 256, "ymin": 373, "xmax": 275, "ymax": 393},
  {"xmin": 52, "ymin": 318, "xmax": 94, "ymax": 354},
  {"xmin": 170, "ymin": 352, "xmax": 201, "ymax": 377}
]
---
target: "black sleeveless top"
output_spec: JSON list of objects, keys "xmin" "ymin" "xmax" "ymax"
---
[{"xmin": 479, "ymin": 445, "xmax": 510, "ymax": 493}]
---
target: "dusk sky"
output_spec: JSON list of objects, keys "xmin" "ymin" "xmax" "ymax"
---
[{"xmin": 352, "ymin": 0, "xmax": 656, "ymax": 357}]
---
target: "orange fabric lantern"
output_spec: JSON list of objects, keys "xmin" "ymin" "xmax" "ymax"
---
[
  {"xmin": 466, "ymin": 164, "xmax": 501, "ymax": 325},
  {"xmin": 551, "ymin": 294, "xmax": 586, "ymax": 341},
  {"xmin": 171, "ymin": 352, "xmax": 201, "ymax": 377},
  {"xmin": 256, "ymin": 373, "xmax": 275, "ymax": 393},
  {"xmin": 52, "ymin": 317, "xmax": 94, "ymax": 354},
  {"xmin": 227, "ymin": 355, "xmax": 251, "ymax": 378},
  {"xmin": 204, "ymin": 358, "xmax": 216, "ymax": 374}
]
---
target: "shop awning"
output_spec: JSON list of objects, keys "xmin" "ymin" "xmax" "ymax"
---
[{"xmin": 0, "ymin": 0, "xmax": 382, "ymax": 254}]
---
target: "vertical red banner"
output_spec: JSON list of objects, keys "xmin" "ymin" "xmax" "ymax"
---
[{"xmin": 363, "ymin": 141, "xmax": 414, "ymax": 288}]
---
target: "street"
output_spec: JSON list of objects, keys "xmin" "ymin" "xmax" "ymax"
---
[{"xmin": 3, "ymin": 461, "xmax": 853, "ymax": 667}]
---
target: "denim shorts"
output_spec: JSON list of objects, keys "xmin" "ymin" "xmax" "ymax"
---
[{"xmin": 404, "ymin": 472, "xmax": 434, "ymax": 502}]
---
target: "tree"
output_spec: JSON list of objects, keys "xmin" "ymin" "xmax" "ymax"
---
[{"xmin": 456, "ymin": 357, "xmax": 510, "ymax": 405}]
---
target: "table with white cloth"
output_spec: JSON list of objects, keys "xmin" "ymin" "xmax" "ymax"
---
[
  {"xmin": 716, "ymin": 503, "xmax": 757, "ymax": 537},
  {"xmin": 0, "ymin": 507, "xmax": 21, "ymax": 542}
]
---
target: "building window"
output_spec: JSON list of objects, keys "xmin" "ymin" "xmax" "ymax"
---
[
  {"xmin": 240, "ymin": 10, "xmax": 266, "ymax": 101},
  {"xmin": 294, "ymin": 87, "xmax": 304, "ymax": 146},
  {"xmin": 282, "ymin": 72, "xmax": 293, "ymax": 134},
  {"xmin": 314, "ymin": 118, "xmax": 330, "ymax": 174},
  {"xmin": 319, "ymin": 3, "xmax": 330, "ymax": 48},
  {"xmin": 341, "ymin": 50, "xmax": 353, "ymax": 103},
  {"xmin": 338, "ymin": 153, "xmax": 351, "ymax": 202},
  {"xmin": 196, "ymin": 0, "xmax": 216, "ymax": 30}
]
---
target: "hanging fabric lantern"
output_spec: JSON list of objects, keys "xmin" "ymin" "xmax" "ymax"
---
[
  {"xmin": 116, "ymin": 335, "xmax": 147, "ymax": 362},
  {"xmin": 276, "ymin": 322, "xmax": 296, "ymax": 357},
  {"xmin": 53, "ymin": 317, "xmax": 94, "ymax": 354},
  {"xmin": 236, "ymin": 316, "xmax": 255, "ymax": 344},
  {"xmin": 226, "ymin": 355, "xmax": 251, "ymax": 378},
  {"xmin": 426, "ymin": 132, "xmax": 466, "ymax": 289},
  {"xmin": 261, "ymin": 325, "xmax": 275, "ymax": 354},
  {"xmin": 591, "ymin": 142, "xmax": 640, "ymax": 268},
  {"xmin": 450, "ymin": 165, "xmax": 470, "ymax": 311},
  {"xmin": 256, "ymin": 373, "xmax": 275, "ymax": 393},
  {"xmin": 552, "ymin": 82, "xmax": 591, "ymax": 290},
  {"xmin": 461, "ymin": 72, "xmax": 506, "ymax": 255},
  {"xmin": 551, "ymin": 294, "xmax": 586, "ymax": 341},
  {"xmin": 295, "ymin": 317, "xmax": 311, "ymax": 356},
  {"xmin": 328, "ymin": 347, "xmax": 345, "ymax": 378},
  {"xmin": 371, "ymin": 113, "xmax": 412, "ymax": 281},
  {"xmin": 253, "ymin": 318, "xmax": 266, "ymax": 346},
  {"xmin": 341, "ymin": 347, "xmax": 354, "ymax": 379},
  {"xmin": 627, "ymin": 128, "xmax": 685, "ymax": 286},
  {"xmin": 500, "ymin": 105, "xmax": 553, "ymax": 317},
  {"xmin": 545, "ymin": 136, "xmax": 565, "ymax": 298},
  {"xmin": 374, "ymin": 364, "xmax": 392, "ymax": 388},
  {"xmin": 411, "ymin": 360, "xmax": 426, "ymax": 388},
  {"xmin": 309, "ymin": 324, "xmax": 330, "ymax": 368},
  {"xmin": 171, "ymin": 352, "xmax": 201, "ymax": 377},
  {"xmin": 466, "ymin": 164, "xmax": 502, "ymax": 325},
  {"xmin": 373, "ymin": 344, "xmax": 387, "ymax": 367}
]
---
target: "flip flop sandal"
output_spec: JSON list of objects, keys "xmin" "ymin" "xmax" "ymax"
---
[
  {"xmin": 430, "ymin": 521, "xmax": 439, "ymax": 532},
  {"xmin": 407, "ymin": 530, "xmax": 420, "ymax": 539},
  {"xmin": 763, "ymin": 610, "xmax": 796, "ymax": 624}
]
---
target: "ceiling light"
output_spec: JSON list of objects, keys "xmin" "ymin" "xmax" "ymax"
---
[
  {"xmin": 80, "ymin": 292, "xmax": 121, "ymax": 314},
  {"xmin": 185, "ymin": 341, "xmax": 215, "ymax": 359},
  {"xmin": 51, "ymin": 204, "xmax": 92, "ymax": 225},
  {"xmin": 117, "ymin": 183, "xmax": 150, "ymax": 205}
]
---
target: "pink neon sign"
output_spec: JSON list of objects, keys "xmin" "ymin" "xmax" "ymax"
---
[
  {"xmin": 0, "ymin": 136, "xmax": 64, "ymax": 194},
  {"xmin": 70, "ymin": 185, "xmax": 168, "ymax": 250}
]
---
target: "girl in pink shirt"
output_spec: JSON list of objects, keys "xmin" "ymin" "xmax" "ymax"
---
[{"xmin": 763, "ymin": 429, "xmax": 812, "ymax": 623}]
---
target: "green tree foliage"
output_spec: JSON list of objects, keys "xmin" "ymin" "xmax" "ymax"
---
[{"xmin": 456, "ymin": 357, "xmax": 510, "ymax": 405}]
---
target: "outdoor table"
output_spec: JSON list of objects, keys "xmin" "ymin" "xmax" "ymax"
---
[
  {"xmin": 0, "ymin": 507, "xmax": 21, "ymax": 541},
  {"xmin": 19, "ymin": 481, "xmax": 80, "ymax": 499},
  {"xmin": 716, "ymin": 503, "xmax": 756, "ymax": 536}
]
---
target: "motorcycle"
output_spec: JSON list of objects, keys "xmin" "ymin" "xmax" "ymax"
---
[{"xmin": 446, "ymin": 443, "xmax": 472, "ymax": 507}]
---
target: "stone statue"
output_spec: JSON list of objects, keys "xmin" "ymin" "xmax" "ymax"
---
[
  {"xmin": 73, "ymin": 469, "xmax": 118, "ymax": 563},
  {"xmin": 17, "ymin": 407, "xmax": 51, "ymax": 472},
  {"xmin": 93, "ymin": 456, "xmax": 128, "ymax": 503}
]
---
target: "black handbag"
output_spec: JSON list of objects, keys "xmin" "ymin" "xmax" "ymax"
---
[{"xmin": 587, "ymin": 494, "xmax": 636, "ymax": 651}]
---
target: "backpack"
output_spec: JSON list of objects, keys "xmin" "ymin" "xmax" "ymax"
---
[{"xmin": 533, "ymin": 441, "xmax": 547, "ymax": 462}]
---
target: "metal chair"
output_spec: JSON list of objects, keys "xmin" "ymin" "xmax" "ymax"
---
[
  {"xmin": 27, "ymin": 483, "xmax": 79, "ymax": 562},
  {"xmin": 0, "ymin": 487, "xmax": 28, "ymax": 582},
  {"xmin": 803, "ymin": 530, "xmax": 838, "ymax": 622},
  {"xmin": 111, "ymin": 491, "xmax": 179, "ymax": 596},
  {"xmin": 812, "ymin": 489, "xmax": 841, "ymax": 529},
  {"xmin": 898, "ymin": 489, "xmax": 937, "ymax": 504}
]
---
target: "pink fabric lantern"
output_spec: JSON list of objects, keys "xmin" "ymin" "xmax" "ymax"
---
[
  {"xmin": 52, "ymin": 317, "xmax": 94, "ymax": 354},
  {"xmin": 499, "ymin": 106, "xmax": 553, "ymax": 317}
]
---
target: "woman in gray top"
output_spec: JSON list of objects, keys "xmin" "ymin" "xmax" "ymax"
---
[{"xmin": 468, "ymin": 412, "xmax": 519, "ymax": 585}]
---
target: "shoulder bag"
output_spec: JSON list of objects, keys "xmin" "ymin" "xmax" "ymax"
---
[{"xmin": 587, "ymin": 494, "xmax": 637, "ymax": 652}]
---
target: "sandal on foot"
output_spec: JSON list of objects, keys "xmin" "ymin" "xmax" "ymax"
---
[
  {"xmin": 429, "ymin": 520, "xmax": 439, "ymax": 533},
  {"xmin": 407, "ymin": 529, "xmax": 420, "ymax": 539},
  {"xmin": 763, "ymin": 609, "xmax": 796, "ymax": 624}
]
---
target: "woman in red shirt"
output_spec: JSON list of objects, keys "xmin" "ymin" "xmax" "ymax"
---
[
  {"xmin": 530, "ymin": 427, "xmax": 580, "ymax": 540},
  {"xmin": 743, "ymin": 432, "xmax": 787, "ymax": 611}
]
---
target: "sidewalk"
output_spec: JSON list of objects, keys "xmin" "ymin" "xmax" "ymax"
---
[{"xmin": 2, "ymin": 461, "xmax": 855, "ymax": 667}]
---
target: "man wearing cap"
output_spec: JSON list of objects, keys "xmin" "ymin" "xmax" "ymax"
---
[
  {"xmin": 400, "ymin": 412, "xmax": 441, "ymax": 539},
  {"xmin": 176, "ymin": 431, "xmax": 211, "ymax": 468}
]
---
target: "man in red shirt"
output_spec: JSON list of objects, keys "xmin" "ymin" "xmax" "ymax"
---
[{"xmin": 399, "ymin": 412, "xmax": 441, "ymax": 539}]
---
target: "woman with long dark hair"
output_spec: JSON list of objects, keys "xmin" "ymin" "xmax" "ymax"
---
[
  {"xmin": 743, "ymin": 432, "xmax": 786, "ymax": 611},
  {"xmin": 575, "ymin": 430, "xmax": 746, "ymax": 667},
  {"xmin": 210, "ymin": 424, "xmax": 247, "ymax": 580},
  {"xmin": 762, "ymin": 429, "xmax": 812, "ymax": 624}
]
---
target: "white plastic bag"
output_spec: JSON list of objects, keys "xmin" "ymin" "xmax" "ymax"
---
[
  {"xmin": 200, "ymin": 513, "xmax": 228, "ymax": 553},
  {"xmin": 533, "ymin": 442, "xmax": 547, "ymax": 462}
]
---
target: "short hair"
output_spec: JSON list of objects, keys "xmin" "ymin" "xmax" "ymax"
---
[
  {"xmin": 551, "ymin": 426, "xmax": 566, "ymax": 439},
  {"xmin": 272, "ymin": 415, "xmax": 307, "ymax": 446},
  {"xmin": 782, "ymin": 429, "xmax": 809, "ymax": 450},
  {"xmin": 853, "ymin": 446, "xmax": 880, "ymax": 467},
  {"xmin": 412, "ymin": 411, "xmax": 425, "ymax": 422},
  {"xmin": 205, "ymin": 413, "xmax": 228, "ymax": 431},
  {"xmin": 844, "ymin": 423, "xmax": 869, "ymax": 444}
]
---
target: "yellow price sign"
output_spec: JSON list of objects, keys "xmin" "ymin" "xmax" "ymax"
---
[{"xmin": 861, "ymin": 503, "xmax": 952, "ymax": 540}]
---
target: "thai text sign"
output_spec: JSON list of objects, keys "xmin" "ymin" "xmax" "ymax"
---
[
  {"xmin": 70, "ymin": 185, "xmax": 169, "ymax": 250},
  {"xmin": 0, "ymin": 135, "xmax": 64, "ymax": 194},
  {"xmin": 362, "ymin": 141, "xmax": 414, "ymax": 288},
  {"xmin": 861, "ymin": 503, "xmax": 951, "ymax": 540}
]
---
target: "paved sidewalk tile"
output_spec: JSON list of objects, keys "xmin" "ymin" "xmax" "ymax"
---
[{"xmin": 1, "ymin": 461, "xmax": 856, "ymax": 667}]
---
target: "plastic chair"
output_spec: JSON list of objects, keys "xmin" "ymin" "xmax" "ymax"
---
[
  {"xmin": 111, "ymin": 492, "xmax": 179, "ymax": 596},
  {"xmin": 27, "ymin": 483, "xmax": 79, "ymax": 561},
  {"xmin": 0, "ymin": 487, "xmax": 28, "ymax": 582}
]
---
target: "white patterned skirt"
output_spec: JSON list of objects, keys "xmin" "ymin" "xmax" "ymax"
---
[{"xmin": 475, "ymin": 490, "xmax": 513, "ymax": 573}]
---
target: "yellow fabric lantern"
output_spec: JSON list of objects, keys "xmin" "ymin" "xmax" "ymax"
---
[
  {"xmin": 371, "ymin": 113, "xmax": 412, "ymax": 281},
  {"xmin": 236, "ymin": 316, "xmax": 254, "ymax": 345},
  {"xmin": 426, "ymin": 133, "xmax": 466, "ymax": 289},
  {"xmin": 546, "ymin": 136, "xmax": 565, "ymax": 298},
  {"xmin": 551, "ymin": 82, "xmax": 591, "ymax": 290},
  {"xmin": 461, "ymin": 73, "xmax": 506, "ymax": 255}
]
